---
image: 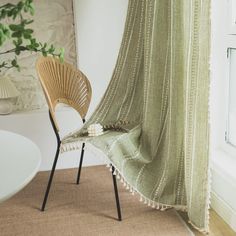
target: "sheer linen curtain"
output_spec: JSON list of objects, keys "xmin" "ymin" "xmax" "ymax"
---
[{"xmin": 62, "ymin": 0, "xmax": 211, "ymax": 233}]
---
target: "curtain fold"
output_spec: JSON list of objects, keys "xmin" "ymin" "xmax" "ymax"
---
[{"xmin": 62, "ymin": 0, "xmax": 210, "ymax": 232}]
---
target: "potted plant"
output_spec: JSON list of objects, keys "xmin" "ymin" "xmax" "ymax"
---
[
  {"xmin": 0, "ymin": 0, "xmax": 64, "ymax": 114},
  {"xmin": 0, "ymin": 0, "xmax": 64, "ymax": 71}
]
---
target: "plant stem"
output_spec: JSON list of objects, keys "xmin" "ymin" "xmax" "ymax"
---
[
  {"xmin": 0, "ymin": 49, "xmax": 18, "ymax": 55},
  {"xmin": 0, "ymin": 64, "xmax": 14, "ymax": 69},
  {"xmin": 0, "ymin": 47, "xmax": 61, "ymax": 57},
  {"xmin": 0, "ymin": 3, "xmax": 15, "ymax": 9}
]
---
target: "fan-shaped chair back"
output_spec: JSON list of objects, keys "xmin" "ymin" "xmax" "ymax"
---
[{"xmin": 36, "ymin": 56, "xmax": 92, "ymax": 131}]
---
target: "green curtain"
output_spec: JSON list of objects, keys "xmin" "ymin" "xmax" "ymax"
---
[{"xmin": 62, "ymin": 0, "xmax": 210, "ymax": 232}]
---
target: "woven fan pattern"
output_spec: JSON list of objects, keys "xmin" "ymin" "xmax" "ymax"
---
[{"xmin": 36, "ymin": 57, "xmax": 92, "ymax": 130}]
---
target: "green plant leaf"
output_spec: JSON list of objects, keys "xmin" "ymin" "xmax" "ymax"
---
[
  {"xmin": 29, "ymin": 5, "xmax": 34, "ymax": 15},
  {"xmin": 24, "ymin": 28, "xmax": 33, "ymax": 34},
  {"xmin": 11, "ymin": 59, "xmax": 17, "ymax": 66},
  {"xmin": 0, "ymin": 9, "xmax": 7, "ymax": 19},
  {"xmin": 59, "ymin": 48, "xmax": 65, "ymax": 62},
  {"xmin": 18, "ymin": 38, "xmax": 23, "ymax": 45},
  {"xmin": 9, "ymin": 24, "xmax": 23, "ymax": 31},
  {"xmin": 25, "ymin": 19, "xmax": 33, "ymax": 24},
  {"xmin": 23, "ymin": 32, "xmax": 31, "ymax": 39},
  {"xmin": 42, "ymin": 43, "xmax": 47, "ymax": 49},
  {"xmin": 17, "ymin": 2, "xmax": 24, "ymax": 9},
  {"xmin": 42, "ymin": 51, "xmax": 47, "ymax": 57},
  {"xmin": 15, "ymin": 49, "xmax": 21, "ymax": 55},
  {"xmin": 12, "ymin": 31, "xmax": 22, "ymax": 38}
]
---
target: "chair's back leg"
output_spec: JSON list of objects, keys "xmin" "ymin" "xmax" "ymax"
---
[
  {"xmin": 41, "ymin": 111, "xmax": 61, "ymax": 211},
  {"xmin": 76, "ymin": 142, "xmax": 85, "ymax": 184},
  {"xmin": 76, "ymin": 118, "xmax": 86, "ymax": 185},
  {"xmin": 111, "ymin": 165, "xmax": 122, "ymax": 221}
]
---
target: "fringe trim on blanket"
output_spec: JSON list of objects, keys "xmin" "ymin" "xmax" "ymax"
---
[
  {"xmin": 188, "ymin": 221, "xmax": 209, "ymax": 235},
  {"xmin": 61, "ymin": 140, "xmax": 211, "ymax": 234},
  {"xmin": 200, "ymin": 2, "xmax": 212, "ymax": 234},
  {"xmin": 61, "ymin": 141, "xmax": 188, "ymax": 206}
]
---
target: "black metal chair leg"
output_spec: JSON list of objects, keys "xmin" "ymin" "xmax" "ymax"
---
[
  {"xmin": 41, "ymin": 143, "xmax": 60, "ymax": 211},
  {"xmin": 41, "ymin": 111, "xmax": 61, "ymax": 212},
  {"xmin": 111, "ymin": 165, "xmax": 122, "ymax": 221},
  {"xmin": 76, "ymin": 143, "xmax": 85, "ymax": 184}
]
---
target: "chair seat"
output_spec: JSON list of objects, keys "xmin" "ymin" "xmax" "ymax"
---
[
  {"xmin": 61, "ymin": 123, "xmax": 140, "ymax": 146},
  {"xmin": 61, "ymin": 130, "xmax": 125, "ymax": 152},
  {"xmin": 60, "ymin": 126, "xmax": 142, "ymax": 169}
]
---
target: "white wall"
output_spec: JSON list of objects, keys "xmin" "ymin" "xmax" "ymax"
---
[
  {"xmin": 210, "ymin": 0, "xmax": 236, "ymax": 232},
  {"xmin": 74, "ymin": 0, "xmax": 128, "ymax": 116},
  {"xmin": 0, "ymin": 0, "xmax": 128, "ymax": 171}
]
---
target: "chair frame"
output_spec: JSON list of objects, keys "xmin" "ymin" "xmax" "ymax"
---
[{"xmin": 37, "ymin": 57, "xmax": 122, "ymax": 221}]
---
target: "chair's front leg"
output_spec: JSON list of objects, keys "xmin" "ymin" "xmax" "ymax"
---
[
  {"xmin": 111, "ymin": 165, "xmax": 122, "ymax": 221},
  {"xmin": 41, "ymin": 142, "xmax": 61, "ymax": 211}
]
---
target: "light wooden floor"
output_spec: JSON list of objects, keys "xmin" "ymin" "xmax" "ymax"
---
[
  {"xmin": 202, "ymin": 210, "xmax": 236, "ymax": 236},
  {"xmin": 180, "ymin": 209, "xmax": 236, "ymax": 236}
]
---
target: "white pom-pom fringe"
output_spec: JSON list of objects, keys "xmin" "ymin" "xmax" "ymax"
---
[{"xmin": 60, "ymin": 139, "xmax": 189, "ymax": 223}]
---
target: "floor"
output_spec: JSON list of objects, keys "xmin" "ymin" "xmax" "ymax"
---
[
  {"xmin": 194, "ymin": 210, "xmax": 236, "ymax": 236},
  {"xmin": 0, "ymin": 165, "xmax": 235, "ymax": 236},
  {"xmin": 0, "ymin": 166, "xmax": 192, "ymax": 236}
]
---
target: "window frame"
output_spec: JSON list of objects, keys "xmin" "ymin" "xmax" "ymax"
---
[
  {"xmin": 223, "ymin": 46, "xmax": 236, "ymax": 157},
  {"xmin": 228, "ymin": 0, "xmax": 236, "ymax": 35}
]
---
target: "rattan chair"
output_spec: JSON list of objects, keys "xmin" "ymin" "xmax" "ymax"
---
[{"xmin": 36, "ymin": 56, "xmax": 121, "ymax": 220}]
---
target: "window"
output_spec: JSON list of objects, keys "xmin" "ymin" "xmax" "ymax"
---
[
  {"xmin": 228, "ymin": 0, "xmax": 236, "ymax": 34},
  {"xmin": 226, "ymin": 48, "xmax": 236, "ymax": 146},
  {"xmin": 225, "ymin": 2, "xmax": 236, "ymax": 149}
]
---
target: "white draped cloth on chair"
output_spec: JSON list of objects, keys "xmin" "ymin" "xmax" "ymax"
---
[{"xmin": 62, "ymin": 0, "xmax": 211, "ymax": 233}]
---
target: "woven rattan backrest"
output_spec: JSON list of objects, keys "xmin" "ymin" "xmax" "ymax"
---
[{"xmin": 36, "ymin": 56, "xmax": 92, "ymax": 132}]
